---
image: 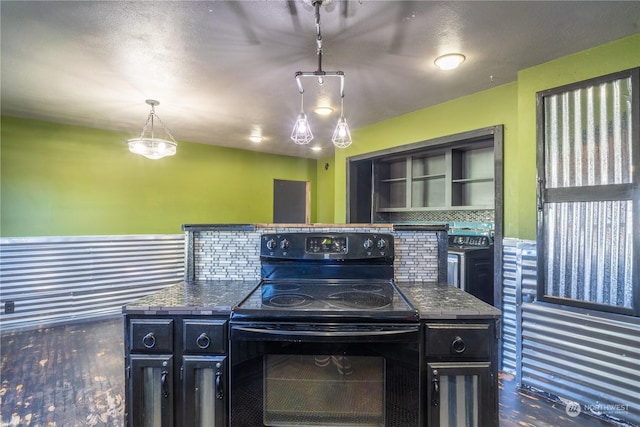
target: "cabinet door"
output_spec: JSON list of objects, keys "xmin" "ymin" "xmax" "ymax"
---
[
  {"xmin": 182, "ymin": 356, "xmax": 227, "ymax": 427},
  {"xmin": 128, "ymin": 354, "xmax": 174, "ymax": 427},
  {"xmin": 426, "ymin": 362, "xmax": 496, "ymax": 427}
]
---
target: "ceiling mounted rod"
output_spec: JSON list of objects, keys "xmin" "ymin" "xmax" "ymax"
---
[
  {"xmin": 294, "ymin": 0, "xmax": 345, "ymax": 98},
  {"xmin": 291, "ymin": 0, "xmax": 351, "ymax": 148},
  {"xmin": 295, "ymin": 71, "xmax": 344, "ymax": 98},
  {"xmin": 314, "ymin": 0, "xmax": 323, "ymax": 79}
]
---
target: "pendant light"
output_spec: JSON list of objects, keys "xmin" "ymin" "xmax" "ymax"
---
[
  {"xmin": 127, "ymin": 99, "xmax": 177, "ymax": 160},
  {"xmin": 291, "ymin": 0, "xmax": 352, "ymax": 149},
  {"xmin": 331, "ymin": 97, "xmax": 352, "ymax": 148},
  {"xmin": 291, "ymin": 93, "xmax": 314, "ymax": 144}
]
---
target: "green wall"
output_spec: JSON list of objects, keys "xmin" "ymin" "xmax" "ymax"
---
[
  {"xmin": 514, "ymin": 33, "xmax": 640, "ymax": 240},
  {"xmin": 331, "ymin": 33, "xmax": 640, "ymax": 240},
  {"xmin": 332, "ymin": 82, "xmax": 519, "ymax": 230},
  {"xmin": 3, "ymin": 34, "xmax": 638, "ymax": 239},
  {"xmin": 315, "ymin": 155, "xmax": 335, "ymax": 224},
  {"xmin": 0, "ymin": 117, "xmax": 317, "ymax": 237}
]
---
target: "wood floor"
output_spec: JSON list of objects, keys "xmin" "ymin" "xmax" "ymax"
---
[{"xmin": 0, "ymin": 317, "xmax": 622, "ymax": 426}]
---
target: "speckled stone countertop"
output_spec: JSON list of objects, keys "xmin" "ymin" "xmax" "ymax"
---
[
  {"xmin": 123, "ymin": 280, "xmax": 258, "ymax": 315},
  {"xmin": 124, "ymin": 280, "xmax": 500, "ymax": 320},
  {"xmin": 398, "ymin": 281, "xmax": 501, "ymax": 319}
]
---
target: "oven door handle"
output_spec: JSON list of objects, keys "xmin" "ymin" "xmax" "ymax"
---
[{"xmin": 231, "ymin": 325, "xmax": 420, "ymax": 342}]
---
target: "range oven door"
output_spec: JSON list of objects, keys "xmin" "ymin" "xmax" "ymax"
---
[{"xmin": 230, "ymin": 323, "xmax": 421, "ymax": 427}]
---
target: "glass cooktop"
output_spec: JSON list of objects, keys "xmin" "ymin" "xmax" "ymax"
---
[{"xmin": 232, "ymin": 279, "xmax": 419, "ymax": 322}]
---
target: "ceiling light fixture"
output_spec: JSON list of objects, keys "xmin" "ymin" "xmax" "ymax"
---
[
  {"xmin": 249, "ymin": 135, "xmax": 263, "ymax": 143},
  {"xmin": 127, "ymin": 99, "xmax": 177, "ymax": 160},
  {"xmin": 291, "ymin": 0, "xmax": 352, "ymax": 148},
  {"xmin": 332, "ymin": 97, "xmax": 352, "ymax": 148},
  {"xmin": 291, "ymin": 93, "xmax": 313, "ymax": 144},
  {"xmin": 314, "ymin": 106, "xmax": 334, "ymax": 116},
  {"xmin": 434, "ymin": 53, "xmax": 466, "ymax": 70}
]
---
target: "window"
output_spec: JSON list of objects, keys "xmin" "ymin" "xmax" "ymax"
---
[{"xmin": 536, "ymin": 68, "xmax": 639, "ymax": 316}]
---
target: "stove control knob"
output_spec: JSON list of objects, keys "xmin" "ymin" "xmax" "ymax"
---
[
  {"xmin": 266, "ymin": 239, "xmax": 277, "ymax": 250},
  {"xmin": 363, "ymin": 239, "xmax": 374, "ymax": 250},
  {"xmin": 377, "ymin": 239, "xmax": 387, "ymax": 250},
  {"xmin": 280, "ymin": 239, "xmax": 290, "ymax": 250}
]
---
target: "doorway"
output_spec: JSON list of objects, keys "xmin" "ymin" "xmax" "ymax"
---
[{"xmin": 273, "ymin": 179, "xmax": 310, "ymax": 224}]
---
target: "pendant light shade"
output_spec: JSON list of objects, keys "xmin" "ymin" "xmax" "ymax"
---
[
  {"xmin": 291, "ymin": 113, "xmax": 314, "ymax": 144},
  {"xmin": 291, "ymin": 93, "xmax": 314, "ymax": 144},
  {"xmin": 127, "ymin": 99, "xmax": 177, "ymax": 160},
  {"xmin": 332, "ymin": 116, "xmax": 352, "ymax": 148},
  {"xmin": 331, "ymin": 97, "xmax": 352, "ymax": 148}
]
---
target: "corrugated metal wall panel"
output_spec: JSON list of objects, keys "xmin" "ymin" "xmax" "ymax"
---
[
  {"xmin": 511, "ymin": 238, "xmax": 640, "ymax": 426},
  {"xmin": 501, "ymin": 238, "xmax": 519, "ymax": 374},
  {"xmin": 0, "ymin": 235, "xmax": 184, "ymax": 332},
  {"xmin": 540, "ymin": 72, "xmax": 636, "ymax": 315}
]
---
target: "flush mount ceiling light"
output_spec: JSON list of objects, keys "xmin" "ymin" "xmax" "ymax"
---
[
  {"xmin": 291, "ymin": 0, "xmax": 352, "ymax": 148},
  {"xmin": 434, "ymin": 53, "xmax": 466, "ymax": 70},
  {"xmin": 127, "ymin": 99, "xmax": 177, "ymax": 160},
  {"xmin": 314, "ymin": 106, "xmax": 334, "ymax": 116}
]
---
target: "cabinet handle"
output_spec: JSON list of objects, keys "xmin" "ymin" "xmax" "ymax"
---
[
  {"xmin": 215, "ymin": 363, "xmax": 224, "ymax": 400},
  {"xmin": 451, "ymin": 336, "xmax": 466, "ymax": 354},
  {"xmin": 142, "ymin": 332, "xmax": 156, "ymax": 349},
  {"xmin": 537, "ymin": 177, "xmax": 544, "ymax": 211},
  {"xmin": 161, "ymin": 368, "xmax": 169, "ymax": 398},
  {"xmin": 196, "ymin": 332, "xmax": 211, "ymax": 349},
  {"xmin": 432, "ymin": 369, "xmax": 440, "ymax": 407}
]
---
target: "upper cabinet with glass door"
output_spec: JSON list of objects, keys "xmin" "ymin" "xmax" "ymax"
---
[{"xmin": 374, "ymin": 140, "xmax": 494, "ymax": 211}]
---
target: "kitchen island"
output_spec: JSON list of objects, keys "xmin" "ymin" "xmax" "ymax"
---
[
  {"xmin": 123, "ymin": 280, "xmax": 500, "ymax": 427},
  {"xmin": 123, "ymin": 224, "xmax": 499, "ymax": 427}
]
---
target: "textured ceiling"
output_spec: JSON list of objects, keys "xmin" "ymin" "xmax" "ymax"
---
[{"xmin": 1, "ymin": 1, "xmax": 639, "ymax": 158}]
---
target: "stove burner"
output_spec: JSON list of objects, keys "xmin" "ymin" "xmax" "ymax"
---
[
  {"xmin": 352, "ymin": 284, "xmax": 385, "ymax": 292},
  {"xmin": 327, "ymin": 291, "xmax": 391, "ymax": 310},
  {"xmin": 266, "ymin": 294, "xmax": 314, "ymax": 308}
]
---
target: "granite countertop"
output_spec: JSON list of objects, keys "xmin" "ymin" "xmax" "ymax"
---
[
  {"xmin": 123, "ymin": 280, "xmax": 258, "ymax": 315},
  {"xmin": 124, "ymin": 280, "xmax": 500, "ymax": 320},
  {"xmin": 398, "ymin": 281, "xmax": 501, "ymax": 319}
]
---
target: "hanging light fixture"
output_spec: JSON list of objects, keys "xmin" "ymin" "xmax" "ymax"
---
[
  {"xmin": 292, "ymin": 0, "xmax": 352, "ymax": 149},
  {"xmin": 127, "ymin": 99, "xmax": 177, "ymax": 160},
  {"xmin": 331, "ymin": 97, "xmax": 352, "ymax": 148},
  {"xmin": 291, "ymin": 93, "xmax": 314, "ymax": 144}
]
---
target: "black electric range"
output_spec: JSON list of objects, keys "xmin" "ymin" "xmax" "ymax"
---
[
  {"xmin": 231, "ymin": 232, "xmax": 418, "ymax": 323},
  {"xmin": 230, "ymin": 232, "xmax": 421, "ymax": 427}
]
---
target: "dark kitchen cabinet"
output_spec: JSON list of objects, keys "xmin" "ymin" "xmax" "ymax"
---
[
  {"xmin": 182, "ymin": 356, "xmax": 227, "ymax": 427},
  {"xmin": 423, "ymin": 321, "xmax": 498, "ymax": 427},
  {"xmin": 128, "ymin": 354, "xmax": 175, "ymax": 427},
  {"xmin": 126, "ymin": 318, "xmax": 175, "ymax": 426},
  {"xmin": 180, "ymin": 319, "xmax": 228, "ymax": 427},
  {"xmin": 124, "ymin": 315, "xmax": 228, "ymax": 427}
]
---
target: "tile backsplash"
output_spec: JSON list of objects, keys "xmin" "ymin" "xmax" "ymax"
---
[{"xmin": 186, "ymin": 225, "xmax": 446, "ymax": 283}]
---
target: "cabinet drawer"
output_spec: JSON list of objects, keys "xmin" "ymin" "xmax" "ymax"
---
[
  {"xmin": 130, "ymin": 318, "xmax": 174, "ymax": 353},
  {"xmin": 425, "ymin": 323, "xmax": 492, "ymax": 358},
  {"xmin": 183, "ymin": 319, "xmax": 227, "ymax": 354}
]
